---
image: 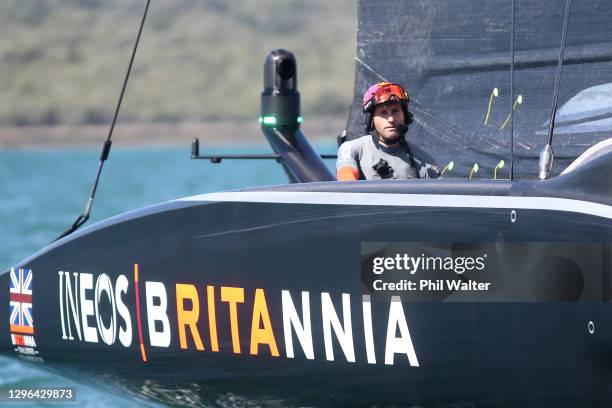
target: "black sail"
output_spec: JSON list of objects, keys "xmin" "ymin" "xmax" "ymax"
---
[{"xmin": 346, "ymin": 0, "xmax": 612, "ymax": 178}]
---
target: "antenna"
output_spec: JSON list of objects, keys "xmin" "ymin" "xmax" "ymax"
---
[
  {"xmin": 55, "ymin": 0, "xmax": 151, "ymax": 241},
  {"xmin": 539, "ymin": 0, "xmax": 573, "ymax": 180},
  {"xmin": 509, "ymin": 0, "xmax": 515, "ymax": 179}
]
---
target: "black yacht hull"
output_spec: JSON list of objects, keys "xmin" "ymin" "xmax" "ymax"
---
[{"xmin": 2, "ymin": 179, "xmax": 612, "ymax": 407}]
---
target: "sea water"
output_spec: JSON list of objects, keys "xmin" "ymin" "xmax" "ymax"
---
[{"xmin": 0, "ymin": 145, "xmax": 336, "ymax": 407}]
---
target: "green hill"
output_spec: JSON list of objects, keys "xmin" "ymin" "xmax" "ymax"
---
[{"xmin": 0, "ymin": 0, "xmax": 356, "ymax": 126}]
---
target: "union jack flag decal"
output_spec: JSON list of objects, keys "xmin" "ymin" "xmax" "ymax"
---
[{"xmin": 9, "ymin": 268, "xmax": 34, "ymax": 334}]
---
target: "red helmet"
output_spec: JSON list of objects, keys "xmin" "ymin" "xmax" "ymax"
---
[{"xmin": 362, "ymin": 82, "xmax": 412, "ymax": 132}]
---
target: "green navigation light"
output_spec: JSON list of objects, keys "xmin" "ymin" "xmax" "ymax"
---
[
  {"xmin": 258, "ymin": 116, "xmax": 263, "ymax": 124},
  {"xmin": 262, "ymin": 116, "xmax": 277, "ymax": 126},
  {"xmin": 297, "ymin": 116, "xmax": 304, "ymax": 124}
]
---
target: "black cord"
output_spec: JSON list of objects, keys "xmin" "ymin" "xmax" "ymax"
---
[{"xmin": 56, "ymin": 0, "xmax": 151, "ymax": 241}]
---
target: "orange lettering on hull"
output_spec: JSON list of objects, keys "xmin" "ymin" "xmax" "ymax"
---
[
  {"xmin": 207, "ymin": 285, "xmax": 219, "ymax": 352},
  {"xmin": 176, "ymin": 284, "xmax": 204, "ymax": 351},
  {"xmin": 250, "ymin": 289, "xmax": 279, "ymax": 357},
  {"xmin": 220, "ymin": 286, "xmax": 244, "ymax": 354}
]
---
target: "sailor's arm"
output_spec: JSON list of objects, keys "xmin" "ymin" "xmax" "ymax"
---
[
  {"xmin": 336, "ymin": 140, "xmax": 360, "ymax": 180},
  {"xmin": 337, "ymin": 166, "xmax": 359, "ymax": 180}
]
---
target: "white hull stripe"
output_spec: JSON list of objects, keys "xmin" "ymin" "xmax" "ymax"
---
[{"xmin": 178, "ymin": 191, "xmax": 612, "ymax": 221}]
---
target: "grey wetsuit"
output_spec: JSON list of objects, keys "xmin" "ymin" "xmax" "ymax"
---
[{"xmin": 336, "ymin": 135, "xmax": 438, "ymax": 180}]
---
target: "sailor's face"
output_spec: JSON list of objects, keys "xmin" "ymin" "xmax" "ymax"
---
[{"xmin": 373, "ymin": 102, "xmax": 405, "ymax": 144}]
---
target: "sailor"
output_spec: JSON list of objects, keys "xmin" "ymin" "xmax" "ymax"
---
[{"xmin": 336, "ymin": 82, "xmax": 438, "ymax": 180}]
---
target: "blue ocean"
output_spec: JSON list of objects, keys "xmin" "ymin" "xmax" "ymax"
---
[{"xmin": 0, "ymin": 145, "xmax": 336, "ymax": 407}]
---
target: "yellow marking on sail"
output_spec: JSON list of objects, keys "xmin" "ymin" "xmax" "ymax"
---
[
  {"xmin": 483, "ymin": 88, "xmax": 499, "ymax": 125},
  {"xmin": 441, "ymin": 161, "xmax": 454, "ymax": 176},
  {"xmin": 469, "ymin": 163, "xmax": 479, "ymax": 179},
  {"xmin": 493, "ymin": 160, "xmax": 505, "ymax": 179},
  {"xmin": 500, "ymin": 94, "xmax": 523, "ymax": 129}
]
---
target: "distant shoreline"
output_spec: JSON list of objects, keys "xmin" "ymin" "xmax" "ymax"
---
[{"xmin": 0, "ymin": 117, "xmax": 345, "ymax": 148}]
